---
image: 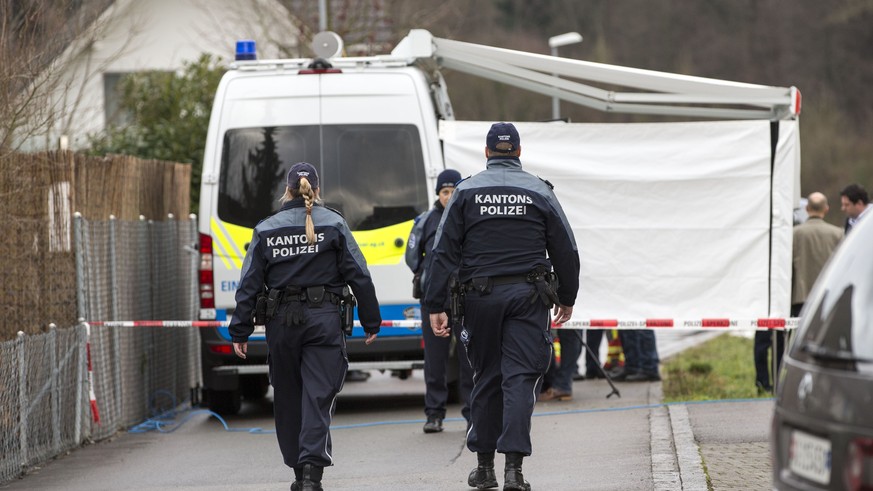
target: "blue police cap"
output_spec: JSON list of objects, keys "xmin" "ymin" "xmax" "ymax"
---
[
  {"xmin": 287, "ymin": 162, "xmax": 319, "ymax": 190},
  {"xmin": 486, "ymin": 122, "xmax": 520, "ymax": 152}
]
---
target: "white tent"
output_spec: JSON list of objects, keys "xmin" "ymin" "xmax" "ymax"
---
[{"xmin": 440, "ymin": 119, "xmax": 800, "ymax": 319}]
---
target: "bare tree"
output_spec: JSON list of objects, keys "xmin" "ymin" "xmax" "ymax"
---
[{"xmin": 0, "ymin": 0, "xmax": 115, "ymax": 157}]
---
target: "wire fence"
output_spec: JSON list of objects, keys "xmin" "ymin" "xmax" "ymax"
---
[{"xmin": 0, "ymin": 214, "xmax": 201, "ymax": 484}]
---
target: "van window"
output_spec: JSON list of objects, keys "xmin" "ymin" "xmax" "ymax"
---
[{"xmin": 218, "ymin": 124, "xmax": 428, "ymax": 230}]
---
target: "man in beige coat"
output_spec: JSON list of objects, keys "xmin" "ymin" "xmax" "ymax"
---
[{"xmin": 754, "ymin": 192, "xmax": 843, "ymax": 393}]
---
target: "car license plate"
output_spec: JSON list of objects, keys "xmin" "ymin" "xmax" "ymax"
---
[{"xmin": 789, "ymin": 429, "xmax": 832, "ymax": 485}]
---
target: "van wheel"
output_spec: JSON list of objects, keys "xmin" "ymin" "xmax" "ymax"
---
[
  {"xmin": 241, "ymin": 376, "xmax": 270, "ymax": 401},
  {"xmin": 207, "ymin": 389, "xmax": 241, "ymax": 415}
]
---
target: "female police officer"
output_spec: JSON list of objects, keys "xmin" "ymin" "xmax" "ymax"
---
[{"xmin": 229, "ymin": 162, "xmax": 381, "ymax": 491}]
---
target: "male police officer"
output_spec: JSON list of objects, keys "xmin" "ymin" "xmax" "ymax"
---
[
  {"xmin": 406, "ymin": 168, "xmax": 474, "ymax": 433},
  {"xmin": 424, "ymin": 123, "xmax": 579, "ymax": 491}
]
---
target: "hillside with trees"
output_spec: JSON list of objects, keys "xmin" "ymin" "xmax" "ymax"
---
[
  {"xmin": 4, "ymin": 0, "xmax": 870, "ymax": 213},
  {"xmin": 383, "ymin": 0, "xmax": 873, "ymax": 209}
]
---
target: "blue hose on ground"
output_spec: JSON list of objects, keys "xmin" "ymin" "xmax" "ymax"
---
[{"xmin": 129, "ymin": 395, "xmax": 772, "ymax": 434}]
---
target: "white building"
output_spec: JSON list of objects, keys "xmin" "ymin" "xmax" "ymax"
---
[{"xmin": 20, "ymin": 0, "xmax": 300, "ymax": 151}]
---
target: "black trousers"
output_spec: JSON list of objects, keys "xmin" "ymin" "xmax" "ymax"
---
[
  {"xmin": 266, "ymin": 301, "xmax": 348, "ymax": 468},
  {"xmin": 753, "ymin": 303, "xmax": 796, "ymax": 389},
  {"xmin": 585, "ymin": 329, "xmax": 604, "ymax": 374},
  {"xmin": 421, "ymin": 305, "xmax": 474, "ymax": 422},
  {"xmin": 462, "ymin": 282, "xmax": 552, "ymax": 456}
]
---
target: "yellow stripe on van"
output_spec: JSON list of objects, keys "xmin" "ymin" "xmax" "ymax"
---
[
  {"xmin": 211, "ymin": 217, "xmax": 415, "ymax": 268},
  {"xmin": 352, "ymin": 220, "xmax": 415, "ymax": 265},
  {"xmin": 210, "ymin": 218, "xmax": 252, "ymax": 270}
]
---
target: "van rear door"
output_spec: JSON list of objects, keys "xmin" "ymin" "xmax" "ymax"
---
[{"xmin": 209, "ymin": 69, "xmax": 432, "ymax": 338}]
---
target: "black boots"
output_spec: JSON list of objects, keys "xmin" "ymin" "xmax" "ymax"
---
[
  {"xmin": 503, "ymin": 452, "xmax": 530, "ymax": 491},
  {"xmin": 423, "ymin": 415, "xmax": 444, "ymax": 433},
  {"xmin": 290, "ymin": 464, "xmax": 323, "ymax": 491},
  {"xmin": 468, "ymin": 451, "xmax": 498, "ymax": 489}
]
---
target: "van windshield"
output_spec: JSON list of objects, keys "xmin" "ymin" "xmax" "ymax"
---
[{"xmin": 218, "ymin": 124, "xmax": 428, "ymax": 231}]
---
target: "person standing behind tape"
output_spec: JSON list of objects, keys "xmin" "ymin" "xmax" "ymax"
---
[
  {"xmin": 229, "ymin": 162, "xmax": 380, "ymax": 491},
  {"xmin": 424, "ymin": 123, "xmax": 580, "ymax": 491},
  {"xmin": 840, "ymin": 183, "xmax": 872, "ymax": 234},
  {"xmin": 405, "ymin": 168, "xmax": 474, "ymax": 433},
  {"xmin": 754, "ymin": 191, "xmax": 842, "ymax": 393}
]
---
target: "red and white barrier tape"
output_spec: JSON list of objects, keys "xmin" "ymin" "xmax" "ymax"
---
[
  {"xmin": 85, "ymin": 318, "xmax": 800, "ymax": 331},
  {"xmin": 83, "ymin": 323, "xmax": 100, "ymax": 424}
]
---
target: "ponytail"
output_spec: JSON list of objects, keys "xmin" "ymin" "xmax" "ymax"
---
[{"xmin": 298, "ymin": 177, "xmax": 317, "ymax": 244}]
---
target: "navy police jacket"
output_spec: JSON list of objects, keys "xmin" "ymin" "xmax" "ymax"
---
[
  {"xmin": 406, "ymin": 200, "xmax": 444, "ymax": 276},
  {"xmin": 423, "ymin": 157, "xmax": 580, "ymax": 311},
  {"xmin": 229, "ymin": 198, "xmax": 381, "ymax": 342}
]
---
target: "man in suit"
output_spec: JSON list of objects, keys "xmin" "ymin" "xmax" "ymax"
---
[
  {"xmin": 840, "ymin": 183, "xmax": 871, "ymax": 234},
  {"xmin": 754, "ymin": 192, "xmax": 843, "ymax": 393}
]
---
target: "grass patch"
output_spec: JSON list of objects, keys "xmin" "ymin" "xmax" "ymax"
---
[{"xmin": 662, "ymin": 333, "xmax": 773, "ymax": 403}]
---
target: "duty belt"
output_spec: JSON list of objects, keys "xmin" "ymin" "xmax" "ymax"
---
[
  {"xmin": 278, "ymin": 286, "xmax": 342, "ymax": 306},
  {"xmin": 463, "ymin": 274, "xmax": 529, "ymax": 295}
]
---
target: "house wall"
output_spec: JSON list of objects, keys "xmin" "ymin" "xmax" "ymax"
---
[{"xmin": 21, "ymin": 0, "xmax": 300, "ymax": 151}]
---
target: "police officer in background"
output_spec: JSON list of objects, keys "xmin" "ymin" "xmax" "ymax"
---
[
  {"xmin": 229, "ymin": 162, "xmax": 381, "ymax": 491},
  {"xmin": 424, "ymin": 123, "xmax": 580, "ymax": 491},
  {"xmin": 405, "ymin": 168, "xmax": 474, "ymax": 433}
]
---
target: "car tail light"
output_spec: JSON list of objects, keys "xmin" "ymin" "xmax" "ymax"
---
[
  {"xmin": 199, "ymin": 233, "xmax": 215, "ymax": 309},
  {"xmin": 209, "ymin": 344, "xmax": 233, "ymax": 355},
  {"xmin": 846, "ymin": 437, "xmax": 873, "ymax": 491}
]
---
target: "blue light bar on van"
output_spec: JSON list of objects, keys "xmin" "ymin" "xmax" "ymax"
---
[{"xmin": 235, "ymin": 40, "xmax": 257, "ymax": 61}]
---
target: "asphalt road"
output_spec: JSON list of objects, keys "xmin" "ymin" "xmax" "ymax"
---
[{"xmin": 0, "ymin": 331, "xmax": 774, "ymax": 491}]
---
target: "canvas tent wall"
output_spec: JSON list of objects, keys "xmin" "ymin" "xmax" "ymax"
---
[{"xmin": 440, "ymin": 119, "xmax": 800, "ymax": 319}]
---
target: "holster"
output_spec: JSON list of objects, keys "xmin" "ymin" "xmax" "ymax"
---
[
  {"xmin": 340, "ymin": 286, "xmax": 356, "ymax": 336},
  {"xmin": 253, "ymin": 291, "xmax": 268, "ymax": 325},
  {"xmin": 411, "ymin": 272, "xmax": 422, "ymax": 299},
  {"xmin": 449, "ymin": 275, "xmax": 465, "ymax": 327}
]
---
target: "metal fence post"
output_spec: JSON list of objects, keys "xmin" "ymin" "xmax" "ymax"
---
[
  {"xmin": 167, "ymin": 214, "xmax": 178, "ymax": 401},
  {"xmin": 108, "ymin": 215, "xmax": 123, "ymax": 424},
  {"xmin": 73, "ymin": 212, "xmax": 87, "ymax": 322},
  {"xmin": 143, "ymin": 217, "xmax": 152, "ymax": 415},
  {"xmin": 49, "ymin": 324, "xmax": 60, "ymax": 455},
  {"xmin": 109, "ymin": 215, "xmax": 118, "ymax": 321},
  {"xmin": 190, "ymin": 214, "xmax": 203, "ymax": 392},
  {"xmin": 74, "ymin": 324, "xmax": 84, "ymax": 445},
  {"xmin": 17, "ymin": 331, "xmax": 28, "ymax": 468}
]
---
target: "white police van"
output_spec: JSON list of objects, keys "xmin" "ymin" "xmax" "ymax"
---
[{"xmin": 196, "ymin": 33, "xmax": 454, "ymax": 413}]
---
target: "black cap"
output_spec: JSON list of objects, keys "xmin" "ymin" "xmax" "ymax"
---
[
  {"xmin": 435, "ymin": 169, "xmax": 461, "ymax": 195},
  {"xmin": 287, "ymin": 162, "xmax": 319, "ymax": 190},
  {"xmin": 486, "ymin": 122, "xmax": 520, "ymax": 153}
]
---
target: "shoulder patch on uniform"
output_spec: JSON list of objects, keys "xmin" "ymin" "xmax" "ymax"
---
[{"xmin": 538, "ymin": 176, "xmax": 555, "ymax": 190}]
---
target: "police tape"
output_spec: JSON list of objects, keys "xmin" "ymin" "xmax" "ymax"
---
[
  {"xmin": 83, "ymin": 322, "xmax": 100, "ymax": 424},
  {"xmin": 85, "ymin": 318, "xmax": 800, "ymax": 331}
]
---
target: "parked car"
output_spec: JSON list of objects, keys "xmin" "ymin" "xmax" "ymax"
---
[{"xmin": 772, "ymin": 213, "xmax": 873, "ymax": 490}]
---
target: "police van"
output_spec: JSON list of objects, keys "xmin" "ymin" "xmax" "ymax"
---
[{"xmin": 196, "ymin": 33, "xmax": 455, "ymax": 413}]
